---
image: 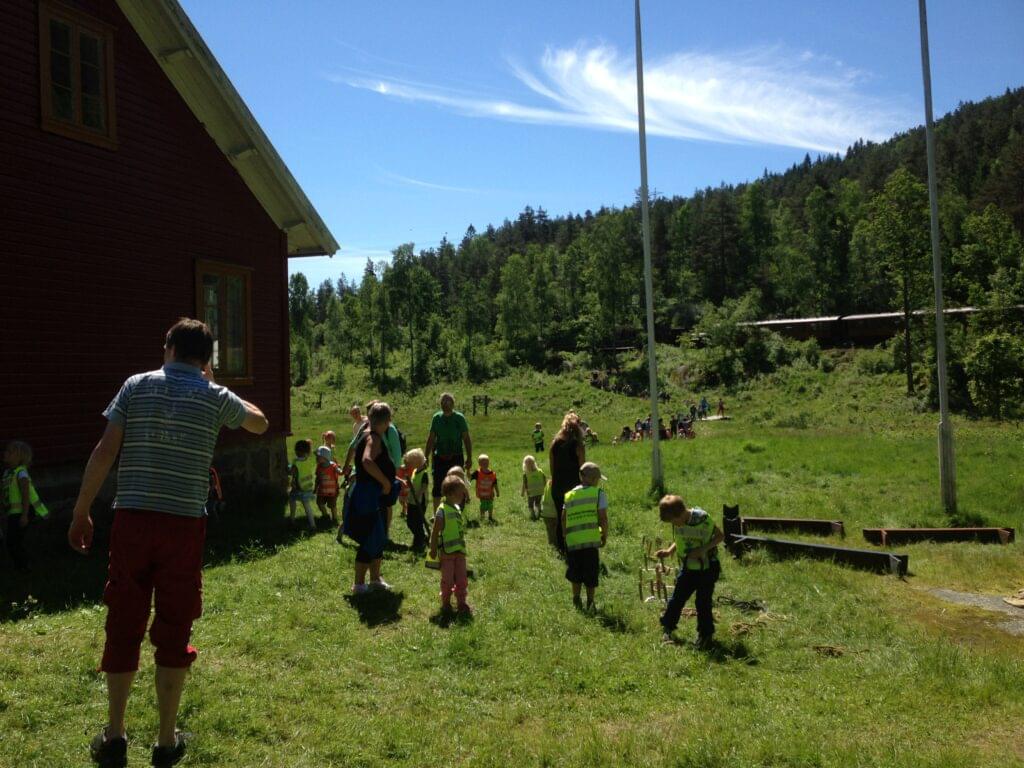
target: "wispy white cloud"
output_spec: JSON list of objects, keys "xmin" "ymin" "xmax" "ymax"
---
[
  {"xmin": 378, "ymin": 168, "xmax": 484, "ymax": 194},
  {"xmin": 333, "ymin": 43, "xmax": 909, "ymax": 153}
]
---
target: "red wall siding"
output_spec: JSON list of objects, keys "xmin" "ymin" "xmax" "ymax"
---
[{"xmin": 0, "ymin": 0, "xmax": 290, "ymax": 465}]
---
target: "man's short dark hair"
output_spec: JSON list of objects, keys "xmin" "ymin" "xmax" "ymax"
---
[{"xmin": 165, "ymin": 318, "xmax": 214, "ymax": 364}]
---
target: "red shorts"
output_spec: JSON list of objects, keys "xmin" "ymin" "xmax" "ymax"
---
[{"xmin": 101, "ymin": 509, "xmax": 206, "ymax": 673}]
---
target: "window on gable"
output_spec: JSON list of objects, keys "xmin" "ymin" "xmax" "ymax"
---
[
  {"xmin": 39, "ymin": 2, "xmax": 117, "ymax": 149},
  {"xmin": 196, "ymin": 261, "xmax": 254, "ymax": 385}
]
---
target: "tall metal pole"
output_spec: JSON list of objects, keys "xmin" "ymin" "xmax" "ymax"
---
[
  {"xmin": 634, "ymin": 0, "xmax": 664, "ymax": 493},
  {"xmin": 918, "ymin": 0, "xmax": 957, "ymax": 514}
]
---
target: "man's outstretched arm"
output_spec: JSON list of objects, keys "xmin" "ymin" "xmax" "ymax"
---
[{"xmin": 68, "ymin": 422, "xmax": 124, "ymax": 554}]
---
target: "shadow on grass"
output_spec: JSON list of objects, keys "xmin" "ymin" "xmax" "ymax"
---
[
  {"xmin": 1, "ymin": 487, "xmax": 304, "ymax": 623},
  {"xmin": 593, "ymin": 607, "xmax": 639, "ymax": 634},
  {"xmin": 661, "ymin": 635, "xmax": 757, "ymax": 664},
  {"xmin": 429, "ymin": 607, "xmax": 475, "ymax": 629},
  {"xmin": 701, "ymin": 638, "xmax": 757, "ymax": 664},
  {"xmin": 383, "ymin": 540, "xmax": 413, "ymax": 556},
  {"xmin": 346, "ymin": 589, "xmax": 405, "ymax": 627}
]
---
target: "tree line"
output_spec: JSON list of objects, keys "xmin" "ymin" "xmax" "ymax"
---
[{"xmin": 290, "ymin": 87, "xmax": 1024, "ymax": 417}]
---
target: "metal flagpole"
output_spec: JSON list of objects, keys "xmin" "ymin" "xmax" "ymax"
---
[
  {"xmin": 917, "ymin": 0, "xmax": 957, "ymax": 514},
  {"xmin": 634, "ymin": 0, "xmax": 664, "ymax": 493}
]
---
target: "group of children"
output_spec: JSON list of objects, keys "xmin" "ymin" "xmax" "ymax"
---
[
  {"xmin": 284, "ymin": 419, "xmax": 722, "ymax": 646},
  {"xmin": 285, "ymin": 431, "xmax": 345, "ymax": 531}
]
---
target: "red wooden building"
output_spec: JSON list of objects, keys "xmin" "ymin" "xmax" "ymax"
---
[{"xmin": 0, "ymin": 0, "xmax": 338, "ymax": 499}]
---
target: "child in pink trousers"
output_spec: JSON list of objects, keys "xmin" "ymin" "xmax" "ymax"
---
[{"xmin": 429, "ymin": 475, "xmax": 471, "ymax": 615}]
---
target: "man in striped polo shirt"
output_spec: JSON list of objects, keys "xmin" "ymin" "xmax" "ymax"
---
[{"xmin": 68, "ymin": 318, "xmax": 268, "ymax": 768}]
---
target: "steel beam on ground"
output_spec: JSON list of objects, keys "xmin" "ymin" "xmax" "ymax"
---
[
  {"xmin": 728, "ymin": 535, "xmax": 908, "ymax": 576},
  {"xmin": 863, "ymin": 527, "xmax": 1014, "ymax": 546}
]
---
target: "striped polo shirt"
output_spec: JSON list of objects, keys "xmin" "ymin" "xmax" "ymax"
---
[{"xmin": 104, "ymin": 362, "xmax": 247, "ymax": 517}]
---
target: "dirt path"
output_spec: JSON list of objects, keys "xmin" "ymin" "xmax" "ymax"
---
[{"xmin": 926, "ymin": 588, "xmax": 1024, "ymax": 636}]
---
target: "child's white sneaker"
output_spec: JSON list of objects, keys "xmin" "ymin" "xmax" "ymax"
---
[
  {"xmin": 351, "ymin": 583, "xmax": 369, "ymax": 595},
  {"xmin": 368, "ymin": 579, "xmax": 392, "ymax": 591}
]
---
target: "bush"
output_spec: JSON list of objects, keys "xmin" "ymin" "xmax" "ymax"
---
[
  {"xmin": 774, "ymin": 411, "xmax": 811, "ymax": 429},
  {"xmin": 965, "ymin": 331, "xmax": 1024, "ymax": 418},
  {"xmin": 857, "ymin": 346, "xmax": 895, "ymax": 375}
]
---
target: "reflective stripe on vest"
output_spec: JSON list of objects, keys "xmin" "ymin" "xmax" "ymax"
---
[
  {"xmin": 439, "ymin": 502, "xmax": 466, "ymax": 554},
  {"xmin": 563, "ymin": 485, "xmax": 602, "ymax": 551},
  {"xmin": 524, "ymin": 470, "xmax": 546, "ymax": 497},
  {"xmin": 7, "ymin": 465, "xmax": 49, "ymax": 518},
  {"xmin": 294, "ymin": 457, "xmax": 315, "ymax": 493},
  {"xmin": 673, "ymin": 508, "xmax": 717, "ymax": 570},
  {"xmin": 475, "ymin": 469, "xmax": 497, "ymax": 499}
]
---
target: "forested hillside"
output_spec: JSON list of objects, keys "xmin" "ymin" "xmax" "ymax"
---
[{"xmin": 289, "ymin": 87, "xmax": 1024, "ymax": 413}]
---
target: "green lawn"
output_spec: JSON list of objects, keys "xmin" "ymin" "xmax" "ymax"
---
[{"xmin": 3, "ymin": 353, "xmax": 1024, "ymax": 767}]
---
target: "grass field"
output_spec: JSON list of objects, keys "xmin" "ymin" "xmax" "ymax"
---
[{"xmin": 3, "ymin": 350, "xmax": 1024, "ymax": 767}]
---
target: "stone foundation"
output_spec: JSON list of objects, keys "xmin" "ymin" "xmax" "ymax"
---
[{"xmin": 30, "ymin": 433, "xmax": 288, "ymax": 517}]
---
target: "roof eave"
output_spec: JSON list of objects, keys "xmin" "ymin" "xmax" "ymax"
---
[{"xmin": 115, "ymin": 0, "xmax": 339, "ymax": 257}]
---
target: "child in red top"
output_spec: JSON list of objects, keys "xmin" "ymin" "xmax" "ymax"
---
[
  {"xmin": 314, "ymin": 446, "xmax": 343, "ymax": 525},
  {"xmin": 470, "ymin": 453, "xmax": 499, "ymax": 524}
]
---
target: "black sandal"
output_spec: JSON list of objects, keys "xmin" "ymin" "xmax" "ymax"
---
[
  {"xmin": 151, "ymin": 730, "xmax": 190, "ymax": 768},
  {"xmin": 90, "ymin": 727, "xmax": 127, "ymax": 768}
]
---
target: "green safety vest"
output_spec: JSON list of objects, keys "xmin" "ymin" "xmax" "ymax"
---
[
  {"xmin": 673, "ymin": 508, "xmax": 718, "ymax": 571},
  {"xmin": 532, "ymin": 430, "xmax": 544, "ymax": 444},
  {"xmin": 540, "ymin": 481, "xmax": 557, "ymax": 519},
  {"xmin": 409, "ymin": 468, "xmax": 430, "ymax": 506},
  {"xmin": 438, "ymin": 502, "xmax": 466, "ymax": 554},
  {"xmin": 6, "ymin": 465, "xmax": 49, "ymax": 518},
  {"xmin": 524, "ymin": 469, "xmax": 546, "ymax": 497},
  {"xmin": 293, "ymin": 457, "xmax": 315, "ymax": 493},
  {"xmin": 563, "ymin": 484, "xmax": 603, "ymax": 551}
]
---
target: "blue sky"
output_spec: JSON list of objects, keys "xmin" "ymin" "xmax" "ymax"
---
[{"xmin": 179, "ymin": 0, "xmax": 1023, "ymax": 289}]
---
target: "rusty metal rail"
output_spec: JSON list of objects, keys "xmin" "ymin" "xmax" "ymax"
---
[
  {"xmin": 728, "ymin": 534, "xmax": 908, "ymax": 576},
  {"xmin": 862, "ymin": 527, "xmax": 1014, "ymax": 546}
]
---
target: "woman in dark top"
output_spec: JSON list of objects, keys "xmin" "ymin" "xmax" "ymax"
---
[
  {"xmin": 549, "ymin": 411, "xmax": 586, "ymax": 554},
  {"xmin": 345, "ymin": 401, "xmax": 398, "ymax": 593}
]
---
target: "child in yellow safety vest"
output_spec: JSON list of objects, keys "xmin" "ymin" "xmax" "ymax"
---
[
  {"xmin": 402, "ymin": 449, "xmax": 429, "ymax": 552},
  {"xmin": 540, "ymin": 480, "xmax": 559, "ymax": 548},
  {"xmin": 288, "ymin": 439, "xmax": 316, "ymax": 531},
  {"xmin": 561, "ymin": 462, "xmax": 609, "ymax": 611},
  {"xmin": 470, "ymin": 454, "xmax": 499, "ymax": 523},
  {"xmin": 520, "ymin": 455, "xmax": 546, "ymax": 521},
  {"xmin": 429, "ymin": 474, "xmax": 471, "ymax": 615},
  {"xmin": 532, "ymin": 423, "xmax": 545, "ymax": 452},
  {"xmin": 655, "ymin": 495, "xmax": 725, "ymax": 649},
  {"xmin": 3, "ymin": 440, "xmax": 49, "ymax": 571}
]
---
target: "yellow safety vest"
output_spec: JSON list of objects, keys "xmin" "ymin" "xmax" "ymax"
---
[
  {"xmin": 540, "ymin": 480, "xmax": 557, "ymax": 519},
  {"xmin": 293, "ymin": 457, "xmax": 315, "ymax": 493},
  {"xmin": 524, "ymin": 469, "xmax": 546, "ymax": 497},
  {"xmin": 409, "ymin": 468, "xmax": 430, "ymax": 506},
  {"xmin": 563, "ymin": 484, "xmax": 603, "ymax": 551},
  {"xmin": 6, "ymin": 465, "xmax": 49, "ymax": 518},
  {"xmin": 673, "ymin": 508, "xmax": 718, "ymax": 571},
  {"xmin": 439, "ymin": 502, "xmax": 466, "ymax": 554}
]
